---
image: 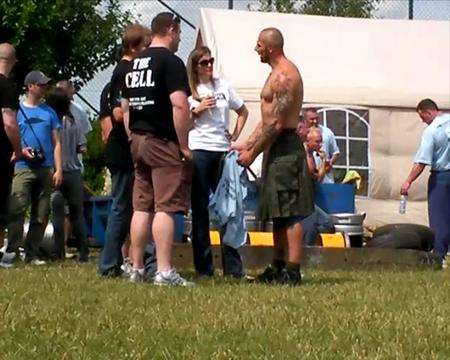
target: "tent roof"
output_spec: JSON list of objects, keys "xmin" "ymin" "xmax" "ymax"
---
[{"xmin": 196, "ymin": 9, "xmax": 450, "ymax": 108}]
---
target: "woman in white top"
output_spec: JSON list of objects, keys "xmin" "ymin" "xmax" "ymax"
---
[{"xmin": 187, "ymin": 46, "xmax": 248, "ymax": 277}]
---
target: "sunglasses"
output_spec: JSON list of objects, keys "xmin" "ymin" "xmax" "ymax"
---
[
  {"xmin": 198, "ymin": 58, "xmax": 215, "ymax": 67},
  {"xmin": 172, "ymin": 14, "xmax": 180, "ymax": 24}
]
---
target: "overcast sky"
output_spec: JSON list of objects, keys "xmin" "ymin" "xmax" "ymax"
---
[{"xmin": 78, "ymin": 0, "xmax": 450, "ymax": 112}]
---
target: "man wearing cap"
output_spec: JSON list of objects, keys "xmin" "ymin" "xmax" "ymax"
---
[{"xmin": 1, "ymin": 70, "xmax": 62, "ymax": 267}]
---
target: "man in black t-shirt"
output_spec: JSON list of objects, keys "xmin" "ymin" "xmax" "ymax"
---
[
  {"xmin": 122, "ymin": 12, "xmax": 193, "ymax": 286},
  {"xmin": 98, "ymin": 24, "xmax": 151, "ymax": 277},
  {"xmin": 0, "ymin": 43, "xmax": 26, "ymax": 248}
]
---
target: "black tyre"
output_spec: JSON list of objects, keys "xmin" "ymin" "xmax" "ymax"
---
[{"xmin": 368, "ymin": 224, "xmax": 434, "ymax": 251}]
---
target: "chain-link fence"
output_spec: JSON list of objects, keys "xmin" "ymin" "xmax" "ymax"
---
[{"xmin": 78, "ymin": 0, "xmax": 450, "ymax": 113}]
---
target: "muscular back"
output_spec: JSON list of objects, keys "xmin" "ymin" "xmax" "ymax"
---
[{"xmin": 260, "ymin": 58, "xmax": 303, "ymax": 130}]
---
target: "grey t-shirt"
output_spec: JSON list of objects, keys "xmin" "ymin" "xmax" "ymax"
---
[{"xmin": 61, "ymin": 115, "xmax": 86, "ymax": 172}]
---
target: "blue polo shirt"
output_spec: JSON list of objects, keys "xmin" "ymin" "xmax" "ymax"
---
[
  {"xmin": 414, "ymin": 113, "xmax": 450, "ymax": 171},
  {"xmin": 15, "ymin": 102, "xmax": 61, "ymax": 170}
]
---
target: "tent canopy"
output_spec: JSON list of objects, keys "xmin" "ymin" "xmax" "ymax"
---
[{"xmin": 196, "ymin": 9, "xmax": 450, "ymax": 109}]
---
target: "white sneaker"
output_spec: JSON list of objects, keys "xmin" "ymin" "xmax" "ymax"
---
[
  {"xmin": 29, "ymin": 259, "xmax": 46, "ymax": 266},
  {"xmin": 18, "ymin": 247, "xmax": 25, "ymax": 261},
  {"xmin": 65, "ymin": 250, "xmax": 76, "ymax": 259},
  {"xmin": 120, "ymin": 258, "xmax": 133, "ymax": 277},
  {"xmin": 442, "ymin": 258, "xmax": 448, "ymax": 270},
  {"xmin": 129, "ymin": 268, "xmax": 144, "ymax": 283},
  {"xmin": 154, "ymin": 269, "xmax": 194, "ymax": 287},
  {"xmin": 0, "ymin": 251, "xmax": 16, "ymax": 268}
]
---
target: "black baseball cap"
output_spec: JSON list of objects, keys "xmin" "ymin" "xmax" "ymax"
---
[{"xmin": 24, "ymin": 70, "xmax": 51, "ymax": 86}]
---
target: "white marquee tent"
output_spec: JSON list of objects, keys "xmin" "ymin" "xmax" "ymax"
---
[{"xmin": 195, "ymin": 9, "xmax": 450, "ymax": 227}]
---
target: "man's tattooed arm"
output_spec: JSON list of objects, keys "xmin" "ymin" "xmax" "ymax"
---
[
  {"xmin": 250, "ymin": 73, "xmax": 293, "ymax": 156},
  {"xmin": 244, "ymin": 122, "xmax": 262, "ymax": 149}
]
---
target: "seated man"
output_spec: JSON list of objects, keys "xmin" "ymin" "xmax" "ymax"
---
[{"xmin": 302, "ymin": 128, "xmax": 334, "ymax": 246}]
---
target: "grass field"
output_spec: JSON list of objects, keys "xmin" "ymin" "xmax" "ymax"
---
[{"xmin": 0, "ymin": 261, "xmax": 449, "ymax": 359}]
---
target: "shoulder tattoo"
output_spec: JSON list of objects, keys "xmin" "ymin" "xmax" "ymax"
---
[{"xmin": 272, "ymin": 74, "xmax": 293, "ymax": 117}]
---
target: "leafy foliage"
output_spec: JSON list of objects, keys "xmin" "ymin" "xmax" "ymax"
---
[
  {"xmin": 0, "ymin": 0, "xmax": 130, "ymax": 87},
  {"xmin": 0, "ymin": 0, "xmax": 130, "ymax": 193},
  {"xmin": 254, "ymin": 0, "xmax": 380, "ymax": 18},
  {"xmin": 254, "ymin": 0, "xmax": 299, "ymax": 13}
]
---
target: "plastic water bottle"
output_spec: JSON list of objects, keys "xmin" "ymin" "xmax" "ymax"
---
[{"xmin": 399, "ymin": 195, "xmax": 407, "ymax": 214}]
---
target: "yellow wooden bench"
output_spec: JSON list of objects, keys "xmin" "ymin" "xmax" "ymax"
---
[{"xmin": 210, "ymin": 231, "xmax": 346, "ymax": 248}]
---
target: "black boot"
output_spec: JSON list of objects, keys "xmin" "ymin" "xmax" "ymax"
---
[{"xmin": 278, "ymin": 267, "xmax": 302, "ymax": 286}]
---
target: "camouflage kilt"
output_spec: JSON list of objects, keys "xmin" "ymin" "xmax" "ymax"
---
[{"xmin": 258, "ymin": 130, "xmax": 314, "ymax": 221}]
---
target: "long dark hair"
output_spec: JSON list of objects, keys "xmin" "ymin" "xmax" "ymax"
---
[{"xmin": 46, "ymin": 87, "xmax": 71, "ymax": 122}]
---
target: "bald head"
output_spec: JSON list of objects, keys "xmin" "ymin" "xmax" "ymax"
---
[
  {"xmin": 260, "ymin": 28, "xmax": 284, "ymax": 51},
  {"xmin": 0, "ymin": 43, "xmax": 17, "ymax": 75},
  {"xmin": 307, "ymin": 128, "xmax": 322, "ymax": 141},
  {"xmin": 0, "ymin": 43, "xmax": 15, "ymax": 59},
  {"xmin": 306, "ymin": 128, "xmax": 323, "ymax": 152},
  {"xmin": 255, "ymin": 28, "xmax": 285, "ymax": 64}
]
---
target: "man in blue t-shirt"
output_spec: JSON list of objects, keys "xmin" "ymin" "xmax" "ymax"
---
[
  {"xmin": 401, "ymin": 99, "xmax": 450, "ymax": 269},
  {"xmin": 1, "ymin": 70, "xmax": 62, "ymax": 267}
]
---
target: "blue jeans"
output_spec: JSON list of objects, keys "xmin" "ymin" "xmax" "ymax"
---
[
  {"xmin": 302, "ymin": 205, "xmax": 335, "ymax": 246},
  {"xmin": 98, "ymin": 169, "xmax": 157, "ymax": 277},
  {"xmin": 98, "ymin": 169, "xmax": 133, "ymax": 276},
  {"xmin": 428, "ymin": 171, "xmax": 450, "ymax": 260},
  {"xmin": 191, "ymin": 150, "xmax": 244, "ymax": 277}
]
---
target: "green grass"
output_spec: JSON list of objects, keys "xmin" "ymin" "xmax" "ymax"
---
[{"xmin": 0, "ymin": 261, "xmax": 449, "ymax": 359}]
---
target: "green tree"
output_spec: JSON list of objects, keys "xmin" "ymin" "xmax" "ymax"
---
[
  {"xmin": 0, "ymin": 0, "xmax": 130, "ymax": 86},
  {"xmin": 254, "ymin": 0, "xmax": 299, "ymax": 13},
  {"xmin": 1, "ymin": 0, "xmax": 130, "ymax": 194},
  {"xmin": 254, "ymin": 0, "xmax": 380, "ymax": 18}
]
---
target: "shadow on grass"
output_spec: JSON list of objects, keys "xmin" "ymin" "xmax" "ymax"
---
[{"xmin": 187, "ymin": 272, "xmax": 354, "ymax": 287}]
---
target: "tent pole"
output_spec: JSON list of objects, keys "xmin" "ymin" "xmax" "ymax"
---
[
  {"xmin": 408, "ymin": 0, "xmax": 414, "ymax": 19},
  {"xmin": 228, "ymin": 0, "xmax": 233, "ymax": 10}
]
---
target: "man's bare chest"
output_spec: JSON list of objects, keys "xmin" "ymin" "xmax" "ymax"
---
[{"xmin": 260, "ymin": 75, "xmax": 274, "ymax": 103}]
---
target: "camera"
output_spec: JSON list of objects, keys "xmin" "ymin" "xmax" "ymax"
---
[{"xmin": 28, "ymin": 148, "xmax": 45, "ymax": 165}]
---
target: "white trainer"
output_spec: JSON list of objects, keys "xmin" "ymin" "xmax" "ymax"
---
[
  {"xmin": 29, "ymin": 259, "xmax": 46, "ymax": 266},
  {"xmin": 129, "ymin": 268, "xmax": 144, "ymax": 283},
  {"xmin": 154, "ymin": 269, "xmax": 194, "ymax": 287},
  {"xmin": 0, "ymin": 251, "xmax": 16, "ymax": 268},
  {"xmin": 120, "ymin": 257, "xmax": 133, "ymax": 277}
]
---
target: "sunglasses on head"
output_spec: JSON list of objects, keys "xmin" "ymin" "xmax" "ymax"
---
[
  {"xmin": 198, "ymin": 58, "xmax": 214, "ymax": 67},
  {"xmin": 172, "ymin": 14, "xmax": 181, "ymax": 24}
]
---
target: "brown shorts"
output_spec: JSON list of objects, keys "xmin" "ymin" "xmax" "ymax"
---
[{"xmin": 130, "ymin": 132, "xmax": 192, "ymax": 213}]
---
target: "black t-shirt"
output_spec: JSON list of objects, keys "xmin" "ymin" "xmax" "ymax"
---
[
  {"xmin": 0, "ymin": 74, "xmax": 18, "ymax": 161},
  {"xmin": 122, "ymin": 47, "xmax": 190, "ymax": 141},
  {"xmin": 99, "ymin": 82, "xmax": 112, "ymax": 119},
  {"xmin": 99, "ymin": 65, "xmax": 133, "ymax": 171}
]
